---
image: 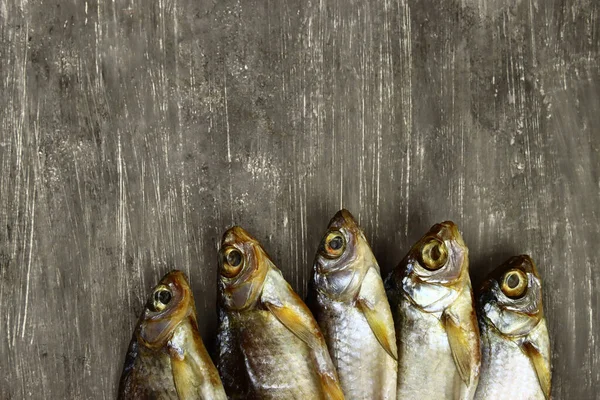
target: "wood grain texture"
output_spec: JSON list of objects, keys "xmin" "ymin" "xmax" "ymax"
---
[{"xmin": 0, "ymin": 0, "xmax": 597, "ymax": 398}]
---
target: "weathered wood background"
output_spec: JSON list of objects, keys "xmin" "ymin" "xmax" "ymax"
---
[{"xmin": 0, "ymin": 0, "xmax": 598, "ymax": 398}]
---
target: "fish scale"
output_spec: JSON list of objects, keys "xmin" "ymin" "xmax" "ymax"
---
[
  {"xmin": 477, "ymin": 325, "xmax": 545, "ymax": 399},
  {"xmin": 322, "ymin": 301, "xmax": 394, "ymax": 399},
  {"xmin": 240, "ymin": 310, "xmax": 321, "ymax": 398},
  {"xmin": 395, "ymin": 296, "xmax": 461, "ymax": 399},
  {"xmin": 124, "ymin": 346, "xmax": 179, "ymax": 399}
]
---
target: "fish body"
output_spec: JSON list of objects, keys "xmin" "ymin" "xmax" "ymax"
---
[
  {"xmin": 311, "ymin": 210, "xmax": 397, "ymax": 400},
  {"xmin": 474, "ymin": 255, "xmax": 551, "ymax": 400},
  {"xmin": 216, "ymin": 226, "xmax": 344, "ymax": 400},
  {"xmin": 385, "ymin": 221, "xmax": 480, "ymax": 400},
  {"xmin": 118, "ymin": 270, "xmax": 227, "ymax": 400}
]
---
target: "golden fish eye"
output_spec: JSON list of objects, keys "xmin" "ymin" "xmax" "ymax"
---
[
  {"xmin": 501, "ymin": 269, "xmax": 528, "ymax": 298},
  {"xmin": 419, "ymin": 238, "xmax": 448, "ymax": 270},
  {"xmin": 150, "ymin": 285, "xmax": 172, "ymax": 312},
  {"xmin": 221, "ymin": 247, "xmax": 244, "ymax": 278},
  {"xmin": 320, "ymin": 231, "xmax": 346, "ymax": 259}
]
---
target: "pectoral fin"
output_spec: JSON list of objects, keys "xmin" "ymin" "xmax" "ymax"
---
[
  {"xmin": 320, "ymin": 371, "xmax": 345, "ymax": 400},
  {"xmin": 520, "ymin": 341, "xmax": 551, "ymax": 399},
  {"xmin": 170, "ymin": 353, "xmax": 202, "ymax": 398},
  {"xmin": 264, "ymin": 300, "xmax": 345, "ymax": 399},
  {"xmin": 442, "ymin": 310, "xmax": 473, "ymax": 386},
  {"xmin": 356, "ymin": 266, "xmax": 398, "ymax": 361},
  {"xmin": 168, "ymin": 321, "xmax": 228, "ymax": 400},
  {"xmin": 261, "ymin": 270, "xmax": 344, "ymax": 399},
  {"xmin": 168, "ymin": 335, "xmax": 203, "ymax": 399},
  {"xmin": 263, "ymin": 301, "xmax": 321, "ymax": 351},
  {"xmin": 356, "ymin": 297, "xmax": 398, "ymax": 360}
]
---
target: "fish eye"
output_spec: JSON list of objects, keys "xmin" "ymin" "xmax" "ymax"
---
[
  {"xmin": 501, "ymin": 269, "xmax": 528, "ymax": 298},
  {"xmin": 320, "ymin": 231, "xmax": 346, "ymax": 259},
  {"xmin": 419, "ymin": 238, "xmax": 448, "ymax": 270},
  {"xmin": 221, "ymin": 247, "xmax": 244, "ymax": 278},
  {"xmin": 150, "ymin": 285, "xmax": 172, "ymax": 312}
]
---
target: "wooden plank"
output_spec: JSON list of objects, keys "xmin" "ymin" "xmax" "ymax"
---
[{"xmin": 0, "ymin": 0, "xmax": 598, "ymax": 398}]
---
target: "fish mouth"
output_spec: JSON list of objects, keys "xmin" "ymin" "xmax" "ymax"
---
[
  {"xmin": 221, "ymin": 226, "xmax": 258, "ymax": 248},
  {"xmin": 326, "ymin": 209, "xmax": 361, "ymax": 234},
  {"xmin": 161, "ymin": 270, "xmax": 191, "ymax": 290},
  {"xmin": 426, "ymin": 221, "xmax": 465, "ymax": 247}
]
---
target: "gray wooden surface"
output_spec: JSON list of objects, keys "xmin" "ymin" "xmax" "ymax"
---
[{"xmin": 0, "ymin": 0, "xmax": 598, "ymax": 398}]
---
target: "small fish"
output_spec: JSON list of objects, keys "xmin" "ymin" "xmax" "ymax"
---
[
  {"xmin": 385, "ymin": 221, "xmax": 481, "ymax": 400},
  {"xmin": 216, "ymin": 226, "xmax": 344, "ymax": 400},
  {"xmin": 118, "ymin": 270, "xmax": 227, "ymax": 400},
  {"xmin": 474, "ymin": 255, "xmax": 552, "ymax": 400},
  {"xmin": 311, "ymin": 209, "xmax": 397, "ymax": 399}
]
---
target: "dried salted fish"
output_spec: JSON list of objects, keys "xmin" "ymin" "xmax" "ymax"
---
[
  {"xmin": 311, "ymin": 209, "xmax": 397, "ymax": 399},
  {"xmin": 216, "ymin": 226, "xmax": 344, "ymax": 400},
  {"xmin": 385, "ymin": 222, "xmax": 480, "ymax": 400},
  {"xmin": 474, "ymin": 255, "xmax": 551, "ymax": 400},
  {"xmin": 118, "ymin": 270, "xmax": 226, "ymax": 400}
]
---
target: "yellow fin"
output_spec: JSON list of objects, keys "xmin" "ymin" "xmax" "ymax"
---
[
  {"xmin": 320, "ymin": 371, "xmax": 345, "ymax": 400},
  {"xmin": 264, "ymin": 301, "xmax": 345, "ymax": 399},
  {"xmin": 262, "ymin": 271, "xmax": 344, "ymax": 399},
  {"xmin": 168, "ymin": 321, "xmax": 228, "ymax": 400},
  {"xmin": 520, "ymin": 341, "xmax": 551, "ymax": 399},
  {"xmin": 170, "ymin": 353, "xmax": 228, "ymax": 400},
  {"xmin": 442, "ymin": 310, "xmax": 473, "ymax": 386},
  {"xmin": 170, "ymin": 354, "xmax": 201, "ymax": 398},
  {"xmin": 356, "ymin": 266, "xmax": 398, "ymax": 360},
  {"xmin": 263, "ymin": 301, "xmax": 321, "ymax": 351},
  {"xmin": 356, "ymin": 297, "xmax": 398, "ymax": 360}
]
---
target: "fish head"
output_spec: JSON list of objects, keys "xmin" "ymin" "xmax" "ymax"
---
[
  {"xmin": 390, "ymin": 221, "xmax": 468, "ymax": 312},
  {"xmin": 218, "ymin": 226, "xmax": 271, "ymax": 311},
  {"xmin": 313, "ymin": 209, "xmax": 377, "ymax": 302},
  {"xmin": 478, "ymin": 255, "xmax": 544, "ymax": 337},
  {"xmin": 137, "ymin": 270, "xmax": 195, "ymax": 350}
]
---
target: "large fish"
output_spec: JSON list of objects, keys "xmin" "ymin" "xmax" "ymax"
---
[
  {"xmin": 118, "ymin": 270, "xmax": 227, "ymax": 400},
  {"xmin": 385, "ymin": 221, "xmax": 480, "ymax": 400},
  {"xmin": 216, "ymin": 226, "xmax": 344, "ymax": 400},
  {"xmin": 474, "ymin": 255, "xmax": 552, "ymax": 400},
  {"xmin": 311, "ymin": 209, "xmax": 397, "ymax": 399}
]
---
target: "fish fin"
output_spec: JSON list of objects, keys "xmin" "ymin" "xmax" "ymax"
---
[
  {"xmin": 320, "ymin": 371, "xmax": 345, "ymax": 400},
  {"xmin": 356, "ymin": 297, "xmax": 398, "ymax": 360},
  {"xmin": 169, "ymin": 321, "xmax": 228, "ymax": 400},
  {"xmin": 264, "ymin": 301, "xmax": 345, "ymax": 399},
  {"xmin": 520, "ymin": 341, "xmax": 551, "ymax": 399},
  {"xmin": 170, "ymin": 353, "xmax": 202, "ymax": 398},
  {"xmin": 356, "ymin": 267, "xmax": 398, "ymax": 360},
  {"xmin": 262, "ymin": 270, "xmax": 344, "ymax": 399},
  {"xmin": 263, "ymin": 300, "xmax": 322, "ymax": 351},
  {"xmin": 170, "ymin": 352, "xmax": 228, "ymax": 400},
  {"xmin": 442, "ymin": 310, "xmax": 472, "ymax": 386},
  {"xmin": 171, "ymin": 354, "xmax": 228, "ymax": 400},
  {"xmin": 168, "ymin": 333, "xmax": 203, "ymax": 399}
]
